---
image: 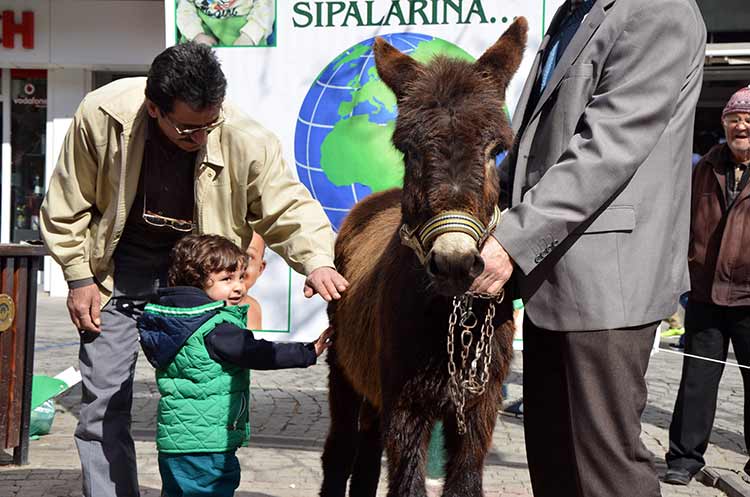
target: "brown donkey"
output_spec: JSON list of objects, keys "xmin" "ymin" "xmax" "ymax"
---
[{"xmin": 321, "ymin": 18, "xmax": 528, "ymax": 497}]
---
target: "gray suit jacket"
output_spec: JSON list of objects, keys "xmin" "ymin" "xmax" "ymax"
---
[{"xmin": 495, "ymin": 0, "xmax": 706, "ymax": 331}]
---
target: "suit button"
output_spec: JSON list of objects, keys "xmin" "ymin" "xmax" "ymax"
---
[{"xmin": 534, "ymin": 255, "xmax": 542, "ymax": 263}]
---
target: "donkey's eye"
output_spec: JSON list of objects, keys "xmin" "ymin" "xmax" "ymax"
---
[
  {"xmin": 403, "ymin": 147, "xmax": 422, "ymax": 164},
  {"xmin": 490, "ymin": 144, "xmax": 506, "ymax": 158}
]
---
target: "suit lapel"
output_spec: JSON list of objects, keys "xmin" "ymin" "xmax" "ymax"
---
[{"xmin": 528, "ymin": 0, "xmax": 612, "ymax": 124}]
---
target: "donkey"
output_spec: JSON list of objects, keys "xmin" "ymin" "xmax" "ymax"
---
[{"xmin": 321, "ymin": 18, "xmax": 528, "ymax": 497}]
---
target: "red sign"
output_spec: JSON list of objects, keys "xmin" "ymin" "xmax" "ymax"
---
[{"xmin": 1, "ymin": 10, "xmax": 34, "ymax": 49}]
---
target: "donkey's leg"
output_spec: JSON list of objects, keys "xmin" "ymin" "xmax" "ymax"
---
[
  {"xmin": 349, "ymin": 401, "xmax": 383, "ymax": 497},
  {"xmin": 382, "ymin": 399, "xmax": 433, "ymax": 497},
  {"xmin": 441, "ymin": 389, "xmax": 501, "ymax": 497},
  {"xmin": 321, "ymin": 349, "xmax": 364, "ymax": 497}
]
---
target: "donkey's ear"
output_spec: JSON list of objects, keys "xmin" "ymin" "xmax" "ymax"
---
[
  {"xmin": 374, "ymin": 37, "xmax": 421, "ymax": 100},
  {"xmin": 476, "ymin": 16, "xmax": 528, "ymax": 88}
]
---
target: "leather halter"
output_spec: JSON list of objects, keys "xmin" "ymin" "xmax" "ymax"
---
[{"xmin": 399, "ymin": 206, "xmax": 502, "ymax": 265}]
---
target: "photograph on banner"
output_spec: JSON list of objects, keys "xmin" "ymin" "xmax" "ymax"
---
[
  {"xmin": 163, "ymin": 0, "xmax": 565, "ymax": 342},
  {"xmin": 175, "ymin": 0, "xmax": 277, "ymax": 47}
]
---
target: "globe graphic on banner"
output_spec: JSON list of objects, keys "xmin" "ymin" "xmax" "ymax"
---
[{"xmin": 294, "ymin": 34, "xmax": 474, "ymax": 231}]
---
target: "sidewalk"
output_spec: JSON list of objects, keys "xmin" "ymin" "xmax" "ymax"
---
[{"xmin": 1, "ymin": 294, "xmax": 748, "ymax": 497}]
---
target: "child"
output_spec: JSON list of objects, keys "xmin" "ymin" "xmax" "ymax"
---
[
  {"xmin": 240, "ymin": 231, "xmax": 266, "ymax": 329},
  {"xmin": 137, "ymin": 234, "xmax": 331, "ymax": 497},
  {"xmin": 176, "ymin": 0, "xmax": 275, "ymax": 47}
]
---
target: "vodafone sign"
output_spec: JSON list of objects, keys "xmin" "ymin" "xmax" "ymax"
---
[{"xmin": 0, "ymin": 10, "xmax": 33, "ymax": 49}]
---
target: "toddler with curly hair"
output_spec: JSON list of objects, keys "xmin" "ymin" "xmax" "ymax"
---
[{"xmin": 137, "ymin": 233, "xmax": 331, "ymax": 497}]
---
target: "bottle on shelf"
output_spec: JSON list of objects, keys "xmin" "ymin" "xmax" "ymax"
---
[{"xmin": 33, "ymin": 174, "xmax": 44, "ymax": 196}]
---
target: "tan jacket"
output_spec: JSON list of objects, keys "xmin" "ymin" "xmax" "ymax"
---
[{"xmin": 41, "ymin": 77, "xmax": 335, "ymax": 302}]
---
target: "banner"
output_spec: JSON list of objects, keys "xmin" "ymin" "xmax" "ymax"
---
[{"xmin": 165, "ymin": 0, "xmax": 564, "ymax": 342}]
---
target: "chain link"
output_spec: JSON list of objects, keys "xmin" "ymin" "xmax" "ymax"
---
[{"xmin": 446, "ymin": 290, "xmax": 504, "ymax": 435}]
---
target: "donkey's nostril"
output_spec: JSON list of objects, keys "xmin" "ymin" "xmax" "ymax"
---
[
  {"xmin": 427, "ymin": 252, "xmax": 440, "ymax": 276},
  {"xmin": 470, "ymin": 253, "xmax": 485, "ymax": 279}
]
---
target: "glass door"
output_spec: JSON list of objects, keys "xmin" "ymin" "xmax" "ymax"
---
[{"xmin": 10, "ymin": 69, "xmax": 47, "ymax": 242}]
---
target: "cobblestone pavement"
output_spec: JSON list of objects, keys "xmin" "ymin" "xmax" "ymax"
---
[{"xmin": 1, "ymin": 294, "xmax": 748, "ymax": 496}]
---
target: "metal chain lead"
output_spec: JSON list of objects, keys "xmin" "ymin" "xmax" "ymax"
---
[{"xmin": 447, "ymin": 290, "xmax": 504, "ymax": 435}]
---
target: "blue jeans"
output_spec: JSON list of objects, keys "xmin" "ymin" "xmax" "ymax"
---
[{"xmin": 159, "ymin": 451, "xmax": 241, "ymax": 497}]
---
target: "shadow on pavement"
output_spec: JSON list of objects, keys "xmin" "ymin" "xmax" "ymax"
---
[{"xmin": 643, "ymin": 402, "xmax": 747, "ymax": 456}]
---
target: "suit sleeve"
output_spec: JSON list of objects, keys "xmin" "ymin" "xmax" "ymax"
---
[
  {"xmin": 204, "ymin": 322, "xmax": 317, "ymax": 370},
  {"xmin": 494, "ymin": 1, "xmax": 704, "ymax": 275},
  {"xmin": 39, "ymin": 100, "xmax": 100, "ymax": 282}
]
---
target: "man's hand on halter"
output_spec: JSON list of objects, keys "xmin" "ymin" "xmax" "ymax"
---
[
  {"xmin": 304, "ymin": 267, "xmax": 350, "ymax": 301},
  {"xmin": 470, "ymin": 235, "xmax": 514, "ymax": 295}
]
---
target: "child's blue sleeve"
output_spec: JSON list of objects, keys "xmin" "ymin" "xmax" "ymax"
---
[{"xmin": 204, "ymin": 322, "xmax": 317, "ymax": 370}]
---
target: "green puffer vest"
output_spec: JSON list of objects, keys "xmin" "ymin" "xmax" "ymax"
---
[{"xmin": 151, "ymin": 302, "xmax": 251, "ymax": 453}]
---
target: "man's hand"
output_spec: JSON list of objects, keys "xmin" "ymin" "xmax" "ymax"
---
[
  {"xmin": 470, "ymin": 236, "xmax": 514, "ymax": 295},
  {"xmin": 67, "ymin": 283, "xmax": 101, "ymax": 334},
  {"xmin": 304, "ymin": 267, "xmax": 349, "ymax": 301}
]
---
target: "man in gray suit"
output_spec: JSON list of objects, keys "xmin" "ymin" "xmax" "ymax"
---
[{"xmin": 471, "ymin": 0, "xmax": 706, "ymax": 495}]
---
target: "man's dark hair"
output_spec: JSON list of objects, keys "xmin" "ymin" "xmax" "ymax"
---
[
  {"xmin": 145, "ymin": 42, "xmax": 227, "ymax": 114},
  {"xmin": 168, "ymin": 234, "xmax": 247, "ymax": 288}
]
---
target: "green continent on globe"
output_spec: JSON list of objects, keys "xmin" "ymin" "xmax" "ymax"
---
[{"xmin": 319, "ymin": 38, "xmax": 474, "ymax": 193}]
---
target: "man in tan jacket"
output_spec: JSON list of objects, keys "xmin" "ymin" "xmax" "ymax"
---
[{"xmin": 41, "ymin": 42, "xmax": 347, "ymax": 497}]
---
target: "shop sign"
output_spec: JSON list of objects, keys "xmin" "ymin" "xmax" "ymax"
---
[
  {"xmin": 0, "ymin": 10, "xmax": 34, "ymax": 49},
  {"xmin": 12, "ymin": 76, "xmax": 46, "ymax": 107}
]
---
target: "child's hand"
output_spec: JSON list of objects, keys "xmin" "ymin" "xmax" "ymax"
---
[{"xmin": 313, "ymin": 327, "xmax": 334, "ymax": 356}]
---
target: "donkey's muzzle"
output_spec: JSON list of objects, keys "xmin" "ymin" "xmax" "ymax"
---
[{"xmin": 426, "ymin": 248, "xmax": 485, "ymax": 295}]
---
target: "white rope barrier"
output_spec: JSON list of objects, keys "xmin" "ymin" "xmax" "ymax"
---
[{"xmin": 657, "ymin": 346, "xmax": 750, "ymax": 370}]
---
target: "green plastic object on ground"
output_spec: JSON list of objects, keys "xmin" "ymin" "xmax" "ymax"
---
[
  {"xmin": 29, "ymin": 399, "xmax": 56, "ymax": 438},
  {"xmin": 29, "ymin": 376, "xmax": 66, "ymax": 438},
  {"xmin": 28, "ymin": 369, "xmax": 81, "ymax": 439},
  {"xmin": 31, "ymin": 375, "xmax": 68, "ymax": 410}
]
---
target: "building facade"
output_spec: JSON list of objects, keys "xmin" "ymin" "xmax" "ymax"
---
[{"xmin": 0, "ymin": 0, "xmax": 164, "ymax": 296}]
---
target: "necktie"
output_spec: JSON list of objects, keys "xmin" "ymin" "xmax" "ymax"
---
[{"xmin": 539, "ymin": 0, "xmax": 594, "ymax": 92}]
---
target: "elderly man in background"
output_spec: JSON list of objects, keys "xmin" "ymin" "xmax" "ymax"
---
[{"xmin": 665, "ymin": 86, "xmax": 750, "ymax": 485}]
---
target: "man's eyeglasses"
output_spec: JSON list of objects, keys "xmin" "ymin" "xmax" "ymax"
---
[
  {"xmin": 724, "ymin": 115, "xmax": 750, "ymax": 127},
  {"xmin": 142, "ymin": 193, "xmax": 194, "ymax": 232},
  {"xmin": 160, "ymin": 109, "xmax": 225, "ymax": 137}
]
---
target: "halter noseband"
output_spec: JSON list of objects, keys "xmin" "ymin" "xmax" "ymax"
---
[{"xmin": 399, "ymin": 205, "xmax": 502, "ymax": 265}]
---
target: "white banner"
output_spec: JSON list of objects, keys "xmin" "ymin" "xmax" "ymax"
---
[{"xmin": 165, "ymin": 0, "xmax": 564, "ymax": 342}]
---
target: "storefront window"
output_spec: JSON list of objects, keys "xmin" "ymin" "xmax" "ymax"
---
[
  {"xmin": 93, "ymin": 71, "xmax": 145, "ymax": 90},
  {"xmin": 10, "ymin": 69, "xmax": 47, "ymax": 242}
]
